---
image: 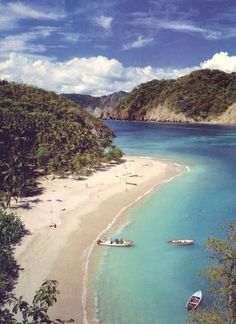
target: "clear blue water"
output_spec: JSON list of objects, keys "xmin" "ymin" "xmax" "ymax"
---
[{"xmin": 93, "ymin": 121, "xmax": 236, "ymax": 324}]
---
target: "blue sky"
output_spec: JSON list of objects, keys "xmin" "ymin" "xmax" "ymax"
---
[{"xmin": 0, "ymin": 0, "xmax": 236, "ymax": 95}]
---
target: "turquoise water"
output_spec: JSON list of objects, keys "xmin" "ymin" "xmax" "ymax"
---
[{"xmin": 93, "ymin": 121, "xmax": 236, "ymax": 324}]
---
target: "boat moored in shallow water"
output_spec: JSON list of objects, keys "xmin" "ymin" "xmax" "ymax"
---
[
  {"xmin": 97, "ymin": 238, "xmax": 134, "ymax": 247},
  {"xmin": 168, "ymin": 239, "xmax": 194, "ymax": 246},
  {"xmin": 186, "ymin": 290, "xmax": 202, "ymax": 311}
]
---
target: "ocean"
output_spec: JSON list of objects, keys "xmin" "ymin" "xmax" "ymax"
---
[{"xmin": 90, "ymin": 121, "xmax": 236, "ymax": 324}]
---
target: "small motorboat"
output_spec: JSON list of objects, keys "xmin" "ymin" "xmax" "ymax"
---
[
  {"xmin": 97, "ymin": 237, "xmax": 133, "ymax": 247},
  {"xmin": 186, "ymin": 290, "xmax": 202, "ymax": 311},
  {"xmin": 168, "ymin": 239, "xmax": 194, "ymax": 246}
]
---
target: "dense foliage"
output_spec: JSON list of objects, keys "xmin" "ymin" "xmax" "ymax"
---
[
  {"xmin": 0, "ymin": 80, "xmax": 123, "ymax": 206},
  {"xmin": 114, "ymin": 69, "xmax": 236, "ymax": 121},
  {"xmin": 188, "ymin": 222, "xmax": 236, "ymax": 324},
  {"xmin": 0, "ymin": 209, "xmax": 28, "ymax": 305}
]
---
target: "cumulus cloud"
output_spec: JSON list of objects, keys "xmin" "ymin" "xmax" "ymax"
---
[
  {"xmin": 0, "ymin": 52, "xmax": 235, "ymax": 96},
  {"xmin": 200, "ymin": 52, "xmax": 236, "ymax": 72},
  {"xmin": 93, "ymin": 15, "xmax": 112, "ymax": 32},
  {"xmin": 123, "ymin": 35, "xmax": 154, "ymax": 50},
  {"xmin": 0, "ymin": 53, "xmax": 193, "ymax": 95}
]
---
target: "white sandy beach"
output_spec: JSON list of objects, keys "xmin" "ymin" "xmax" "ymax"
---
[{"xmin": 12, "ymin": 156, "xmax": 186, "ymax": 323}]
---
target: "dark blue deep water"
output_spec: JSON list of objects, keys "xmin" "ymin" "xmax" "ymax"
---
[{"xmin": 93, "ymin": 121, "xmax": 236, "ymax": 324}]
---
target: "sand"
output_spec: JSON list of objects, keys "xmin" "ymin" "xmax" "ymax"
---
[{"xmin": 12, "ymin": 156, "xmax": 186, "ymax": 323}]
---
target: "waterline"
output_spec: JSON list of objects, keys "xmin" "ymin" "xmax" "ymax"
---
[{"xmin": 82, "ymin": 162, "xmax": 188, "ymax": 324}]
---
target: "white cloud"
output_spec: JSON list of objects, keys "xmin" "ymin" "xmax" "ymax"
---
[
  {"xmin": 159, "ymin": 21, "xmax": 222, "ymax": 39},
  {"xmin": 200, "ymin": 52, "xmax": 236, "ymax": 72},
  {"xmin": 130, "ymin": 16, "xmax": 224, "ymax": 40},
  {"xmin": 123, "ymin": 35, "xmax": 154, "ymax": 50},
  {"xmin": 0, "ymin": 53, "xmax": 192, "ymax": 95},
  {"xmin": 0, "ymin": 52, "xmax": 235, "ymax": 96},
  {"xmin": 93, "ymin": 15, "xmax": 112, "ymax": 32},
  {"xmin": 58, "ymin": 32, "xmax": 80, "ymax": 44},
  {"xmin": 0, "ymin": 27, "xmax": 78, "ymax": 54},
  {"xmin": 0, "ymin": 35, "xmax": 42, "ymax": 54},
  {"xmin": 0, "ymin": 29, "xmax": 54, "ymax": 55},
  {"xmin": 160, "ymin": 21, "xmax": 204, "ymax": 33},
  {"xmin": 0, "ymin": 12, "xmax": 13, "ymax": 29},
  {"xmin": 0, "ymin": 2, "xmax": 64, "ymax": 30},
  {"xmin": 8, "ymin": 2, "xmax": 64, "ymax": 20},
  {"xmin": 160, "ymin": 21, "xmax": 223, "ymax": 40}
]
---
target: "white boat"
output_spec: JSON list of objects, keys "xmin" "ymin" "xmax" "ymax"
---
[
  {"xmin": 186, "ymin": 290, "xmax": 202, "ymax": 311},
  {"xmin": 97, "ymin": 237, "xmax": 133, "ymax": 247},
  {"xmin": 168, "ymin": 239, "xmax": 194, "ymax": 246}
]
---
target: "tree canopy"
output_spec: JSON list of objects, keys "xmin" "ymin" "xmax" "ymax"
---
[
  {"xmin": 0, "ymin": 209, "xmax": 28, "ymax": 305},
  {"xmin": 0, "ymin": 80, "xmax": 123, "ymax": 206},
  {"xmin": 104, "ymin": 69, "xmax": 236, "ymax": 121}
]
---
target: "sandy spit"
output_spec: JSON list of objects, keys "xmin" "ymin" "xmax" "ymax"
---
[{"xmin": 12, "ymin": 156, "xmax": 186, "ymax": 323}]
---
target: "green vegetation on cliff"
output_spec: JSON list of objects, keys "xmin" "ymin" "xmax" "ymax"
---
[
  {"xmin": 114, "ymin": 69, "xmax": 236, "ymax": 121},
  {"xmin": 66, "ymin": 70, "xmax": 236, "ymax": 123},
  {"xmin": 0, "ymin": 80, "xmax": 122, "ymax": 206},
  {"xmin": 167, "ymin": 69, "xmax": 236, "ymax": 119}
]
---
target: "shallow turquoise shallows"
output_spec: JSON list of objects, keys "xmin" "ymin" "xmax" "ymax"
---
[{"xmin": 93, "ymin": 121, "xmax": 236, "ymax": 324}]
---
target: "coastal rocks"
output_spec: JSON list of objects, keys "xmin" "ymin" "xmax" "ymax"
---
[{"xmin": 142, "ymin": 104, "xmax": 196, "ymax": 123}]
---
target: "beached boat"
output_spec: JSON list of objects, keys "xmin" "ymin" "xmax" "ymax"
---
[
  {"xmin": 168, "ymin": 239, "xmax": 194, "ymax": 246},
  {"xmin": 97, "ymin": 238, "xmax": 133, "ymax": 247},
  {"xmin": 186, "ymin": 290, "xmax": 202, "ymax": 311}
]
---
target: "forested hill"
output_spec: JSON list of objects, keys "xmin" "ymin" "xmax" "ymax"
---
[
  {"xmin": 114, "ymin": 69, "xmax": 236, "ymax": 123},
  {"xmin": 0, "ymin": 80, "xmax": 122, "ymax": 206},
  {"xmin": 66, "ymin": 70, "xmax": 236, "ymax": 124}
]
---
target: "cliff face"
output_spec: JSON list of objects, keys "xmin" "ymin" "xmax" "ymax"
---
[
  {"xmin": 102, "ymin": 101, "xmax": 198, "ymax": 122},
  {"xmin": 213, "ymin": 103, "xmax": 236, "ymax": 124},
  {"xmin": 104, "ymin": 101, "xmax": 236, "ymax": 124},
  {"xmin": 143, "ymin": 104, "xmax": 196, "ymax": 123},
  {"xmin": 64, "ymin": 69, "xmax": 236, "ymax": 125}
]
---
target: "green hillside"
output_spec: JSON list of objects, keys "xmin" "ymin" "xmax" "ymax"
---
[
  {"xmin": 112, "ymin": 69, "xmax": 236, "ymax": 121},
  {"xmin": 66, "ymin": 69, "xmax": 236, "ymax": 123},
  {"xmin": 0, "ymin": 80, "xmax": 122, "ymax": 206}
]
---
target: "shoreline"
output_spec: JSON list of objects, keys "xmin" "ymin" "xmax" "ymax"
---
[
  {"xmin": 83, "ymin": 163, "xmax": 187, "ymax": 324},
  {"xmin": 12, "ymin": 156, "xmax": 187, "ymax": 323},
  {"xmin": 104, "ymin": 118, "xmax": 236, "ymax": 126}
]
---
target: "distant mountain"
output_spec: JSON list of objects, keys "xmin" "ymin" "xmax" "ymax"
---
[
  {"xmin": 64, "ymin": 70, "xmax": 236, "ymax": 124},
  {"xmin": 63, "ymin": 91, "xmax": 128, "ymax": 118}
]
